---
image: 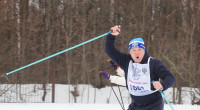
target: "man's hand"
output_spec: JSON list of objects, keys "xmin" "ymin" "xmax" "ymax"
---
[
  {"xmin": 99, "ymin": 71, "xmax": 110, "ymax": 79},
  {"xmin": 153, "ymin": 81, "xmax": 163, "ymax": 91},
  {"xmin": 111, "ymin": 25, "xmax": 121, "ymax": 36}
]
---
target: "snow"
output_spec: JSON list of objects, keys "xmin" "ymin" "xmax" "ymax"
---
[
  {"xmin": 0, "ymin": 103, "xmax": 199, "ymax": 110},
  {"xmin": 0, "ymin": 84, "xmax": 200, "ymax": 110}
]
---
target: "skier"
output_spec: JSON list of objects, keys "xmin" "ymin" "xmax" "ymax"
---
[
  {"xmin": 99, "ymin": 59, "xmax": 126, "ymax": 86},
  {"xmin": 105, "ymin": 25, "xmax": 175, "ymax": 110}
]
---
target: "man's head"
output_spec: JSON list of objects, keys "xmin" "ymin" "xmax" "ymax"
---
[{"xmin": 128, "ymin": 38, "xmax": 145, "ymax": 63}]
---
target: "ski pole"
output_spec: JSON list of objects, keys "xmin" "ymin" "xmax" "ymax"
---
[
  {"xmin": 152, "ymin": 81, "xmax": 174, "ymax": 110},
  {"xmin": 1, "ymin": 31, "xmax": 111, "ymax": 80},
  {"xmin": 117, "ymin": 86, "xmax": 125, "ymax": 110},
  {"xmin": 99, "ymin": 71, "xmax": 125, "ymax": 110},
  {"xmin": 107, "ymin": 79, "xmax": 125, "ymax": 110}
]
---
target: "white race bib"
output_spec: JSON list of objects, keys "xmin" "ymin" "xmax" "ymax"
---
[{"xmin": 127, "ymin": 57, "xmax": 156, "ymax": 96}]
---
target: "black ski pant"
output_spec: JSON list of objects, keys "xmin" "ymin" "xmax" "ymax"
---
[{"xmin": 128, "ymin": 98, "xmax": 164, "ymax": 110}]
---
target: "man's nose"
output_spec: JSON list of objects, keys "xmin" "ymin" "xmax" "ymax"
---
[{"xmin": 135, "ymin": 51, "xmax": 139, "ymax": 55}]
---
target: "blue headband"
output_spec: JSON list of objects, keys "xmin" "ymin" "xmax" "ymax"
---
[{"xmin": 128, "ymin": 38, "xmax": 145, "ymax": 51}]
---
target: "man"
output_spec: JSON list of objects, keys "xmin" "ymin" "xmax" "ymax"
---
[{"xmin": 105, "ymin": 25, "xmax": 175, "ymax": 110}]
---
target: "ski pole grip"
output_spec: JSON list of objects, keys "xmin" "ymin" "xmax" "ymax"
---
[
  {"xmin": 152, "ymin": 80, "xmax": 174, "ymax": 110},
  {"xmin": 109, "ymin": 25, "xmax": 121, "ymax": 33}
]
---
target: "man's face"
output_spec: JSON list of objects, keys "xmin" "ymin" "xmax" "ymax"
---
[{"xmin": 130, "ymin": 48, "xmax": 145, "ymax": 63}]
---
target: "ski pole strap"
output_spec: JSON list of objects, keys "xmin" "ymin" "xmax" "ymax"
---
[
  {"xmin": 2, "ymin": 31, "xmax": 111, "ymax": 77},
  {"xmin": 152, "ymin": 81, "xmax": 174, "ymax": 110}
]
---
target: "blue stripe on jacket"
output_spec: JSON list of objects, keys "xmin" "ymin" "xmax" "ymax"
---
[{"xmin": 105, "ymin": 34, "xmax": 175, "ymax": 106}]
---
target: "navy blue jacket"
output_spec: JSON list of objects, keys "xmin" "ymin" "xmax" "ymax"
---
[{"xmin": 105, "ymin": 34, "xmax": 175, "ymax": 106}]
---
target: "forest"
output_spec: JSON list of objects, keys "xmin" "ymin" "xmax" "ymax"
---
[{"xmin": 0, "ymin": 0, "xmax": 199, "ymax": 104}]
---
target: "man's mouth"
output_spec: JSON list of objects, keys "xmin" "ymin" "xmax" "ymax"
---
[{"xmin": 136, "ymin": 56, "xmax": 139, "ymax": 59}]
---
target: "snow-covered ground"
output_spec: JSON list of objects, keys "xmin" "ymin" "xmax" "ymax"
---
[
  {"xmin": 0, "ymin": 84, "xmax": 200, "ymax": 110},
  {"xmin": 0, "ymin": 103, "xmax": 199, "ymax": 110}
]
